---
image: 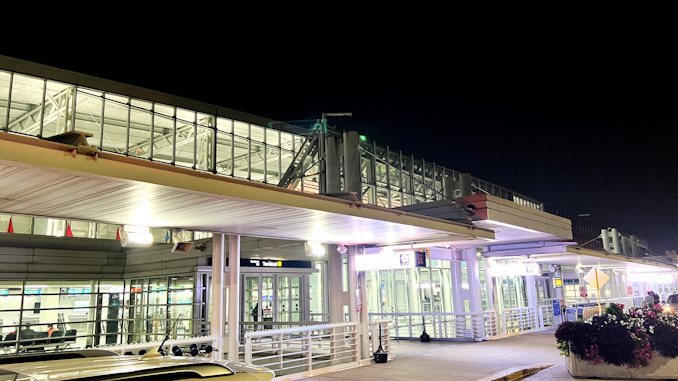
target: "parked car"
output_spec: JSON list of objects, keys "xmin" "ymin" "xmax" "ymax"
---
[
  {"xmin": 662, "ymin": 293, "xmax": 678, "ymax": 313},
  {"xmin": 0, "ymin": 349, "xmax": 274, "ymax": 380}
]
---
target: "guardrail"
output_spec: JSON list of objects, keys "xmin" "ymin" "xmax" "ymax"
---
[
  {"xmin": 241, "ymin": 322, "xmax": 359, "ymax": 378},
  {"xmin": 368, "ymin": 312, "xmax": 490, "ymax": 341},
  {"xmin": 368, "ymin": 319, "xmax": 392, "ymax": 358}
]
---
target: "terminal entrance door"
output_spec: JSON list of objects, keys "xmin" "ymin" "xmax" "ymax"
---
[{"xmin": 242, "ymin": 274, "xmax": 307, "ymax": 327}]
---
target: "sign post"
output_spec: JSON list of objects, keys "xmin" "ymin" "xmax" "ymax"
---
[{"xmin": 584, "ymin": 267, "xmax": 610, "ymax": 315}]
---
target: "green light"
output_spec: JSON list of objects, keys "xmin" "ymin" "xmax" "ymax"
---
[{"xmin": 359, "ymin": 135, "xmax": 367, "ymax": 142}]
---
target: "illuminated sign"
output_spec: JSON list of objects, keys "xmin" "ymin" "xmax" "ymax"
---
[
  {"xmin": 554, "ymin": 278, "xmax": 563, "ymax": 288},
  {"xmin": 235, "ymin": 259, "xmax": 312, "ymax": 269},
  {"xmin": 355, "ymin": 251, "xmax": 417, "ymax": 271},
  {"xmin": 489, "ymin": 261, "xmax": 542, "ymax": 277}
]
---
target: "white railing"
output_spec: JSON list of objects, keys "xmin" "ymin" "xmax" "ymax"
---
[
  {"xmin": 499, "ymin": 307, "xmax": 538, "ymax": 334},
  {"xmin": 242, "ymin": 322, "xmax": 359, "ymax": 378},
  {"xmin": 368, "ymin": 312, "xmax": 490, "ymax": 341},
  {"xmin": 368, "ymin": 319, "xmax": 391, "ymax": 358}
]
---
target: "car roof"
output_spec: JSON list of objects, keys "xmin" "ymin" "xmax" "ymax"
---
[{"xmin": 0, "ymin": 355, "xmax": 237, "ymax": 380}]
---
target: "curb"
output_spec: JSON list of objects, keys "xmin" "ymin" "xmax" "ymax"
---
[{"xmin": 477, "ymin": 363, "xmax": 554, "ymax": 381}]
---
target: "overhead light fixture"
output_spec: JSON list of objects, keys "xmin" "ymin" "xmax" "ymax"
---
[
  {"xmin": 305, "ymin": 241, "xmax": 326, "ymax": 257},
  {"xmin": 337, "ymin": 244, "xmax": 348, "ymax": 254},
  {"xmin": 120, "ymin": 225, "xmax": 153, "ymax": 247}
]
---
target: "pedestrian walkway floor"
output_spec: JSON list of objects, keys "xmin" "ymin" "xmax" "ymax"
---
[{"xmin": 302, "ymin": 328, "xmax": 570, "ymax": 381}]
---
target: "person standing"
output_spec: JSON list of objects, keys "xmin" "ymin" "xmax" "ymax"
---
[{"xmin": 645, "ymin": 291, "xmax": 654, "ymax": 307}]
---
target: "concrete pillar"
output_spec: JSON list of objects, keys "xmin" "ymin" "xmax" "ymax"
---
[
  {"xmin": 327, "ymin": 247, "xmax": 347, "ymax": 322},
  {"xmin": 343, "ymin": 131, "xmax": 361, "ymax": 197},
  {"xmin": 358, "ymin": 270, "xmax": 370, "ymax": 360},
  {"xmin": 464, "ymin": 250, "xmax": 483, "ymax": 313},
  {"xmin": 227, "ymin": 234, "xmax": 240, "ymax": 361},
  {"xmin": 211, "ymin": 234, "xmax": 225, "ymax": 358},
  {"xmin": 347, "ymin": 246, "xmax": 369, "ymax": 359},
  {"xmin": 450, "ymin": 259, "xmax": 464, "ymax": 313},
  {"xmin": 325, "ymin": 136, "xmax": 341, "ymax": 194}
]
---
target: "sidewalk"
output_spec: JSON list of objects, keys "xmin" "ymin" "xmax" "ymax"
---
[{"xmin": 302, "ymin": 328, "xmax": 571, "ymax": 381}]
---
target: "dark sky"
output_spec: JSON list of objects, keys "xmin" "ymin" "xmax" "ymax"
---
[{"xmin": 2, "ymin": 33, "xmax": 677, "ymax": 252}]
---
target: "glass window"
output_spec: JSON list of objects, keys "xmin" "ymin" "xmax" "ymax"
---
[
  {"xmin": 102, "ymin": 95, "xmax": 129, "ymax": 154},
  {"xmin": 250, "ymin": 124, "xmax": 264, "ymax": 143},
  {"xmin": 233, "ymin": 121, "xmax": 249, "ymax": 138},
  {"xmin": 128, "ymin": 101, "xmax": 153, "ymax": 158},
  {"xmin": 0, "ymin": 70, "xmax": 11, "ymax": 130},
  {"xmin": 216, "ymin": 117, "xmax": 232, "ymax": 133},
  {"xmin": 215, "ymin": 130, "xmax": 233, "ymax": 176},
  {"xmin": 8, "ymin": 74, "xmax": 45, "ymax": 136},
  {"xmin": 152, "ymin": 113, "xmax": 174, "ymax": 164},
  {"xmin": 73, "ymin": 88, "xmax": 103, "ymax": 147}
]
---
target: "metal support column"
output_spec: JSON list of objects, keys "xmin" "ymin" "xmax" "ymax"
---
[
  {"xmin": 227, "ymin": 234, "xmax": 241, "ymax": 361},
  {"xmin": 211, "ymin": 234, "xmax": 225, "ymax": 358}
]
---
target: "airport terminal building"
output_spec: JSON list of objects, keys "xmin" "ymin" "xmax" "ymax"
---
[{"xmin": 0, "ymin": 55, "xmax": 676, "ymax": 375}]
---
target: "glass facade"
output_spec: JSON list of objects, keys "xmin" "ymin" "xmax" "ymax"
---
[
  {"xmin": 0, "ymin": 67, "xmax": 546, "ymax": 218},
  {"xmin": 0, "ymin": 276, "xmax": 204, "ymax": 354}
]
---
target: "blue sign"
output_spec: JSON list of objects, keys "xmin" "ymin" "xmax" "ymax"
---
[{"xmin": 553, "ymin": 299, "xmax": 561, "ymax": 316}]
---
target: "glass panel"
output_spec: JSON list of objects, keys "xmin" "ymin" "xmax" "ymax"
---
[
  {"xmin": 1, "ymin": 215, "xmax": 31, "ymax": 234},
  {"xmin": 168, "ymin": 276, "xmax": 193, "ymax": 337},
  {"xmin": 266, "ymin": 128, "xmax": 279, "ymax": 147},
  {"xmin": 233, "ymin": 136, "xmax": 250, "ymax": 179},
  {"xmin": 280, "ymin": 132, "xmax": 294, "ymax": 151},
  {"xmin": 0, "ymin": 281, "xmax": 22, "ymax": 343},
  {"xmin": 262, "ymin": 276, "xmax": 274, "ymax": 320},
  {"xmin": 244, "ymin": 276, "xmax": 259, "ymax": 323},
  {"xmin": 250, "ymin": 124, "xmax": 264, "ymax": 142},
  {"xmin": 0, "ymin": 70, "xmax": 10, "ymax": 130},
  {"xmin": 175, "ymin": 119, "xmax": 195, "ymax": 168},
  {"xmin": 266, "ymin": 146, "xmax": 280, "ymax": 184},
  {"xmin": 147, "ymin": 278, "xmax": 168, "ymax": 342},
  {"xmin": 233, "ymin": 120, "xmax": 249, "ymax": 138},
  {"xmin": 290, "ymin": 276, "xmax": 301, "ymax": 322},
  {"xmin": 215, "ymin": 130, "xmax": 233, "ymax": 176},
  {"xmin": 8, "ymin": 74, "xmax": 45, "ymax": 136},
  {"xmin": 250, "ymin": 140, "xmax": 265, "ymax": 182},
  {"xmin": 101, "ymin": 95, "xmax": 129, "ymax": 154},
  {"xmin": 216, "ymin": 117, "xmax": 232, "ymax": 133},
  {"xmin": 98, "ymin": 281, "xmax": 124, "ymax": 345},
  {"xmin": 277, "ymin": 276, "xmax": 289, "ymax": 322},
  {"xmin": 68, "ymin": 220, "xmax": 96, "ymax": 238},
  {"xmin": 196, "ymin": 126, "xmax": 213, "ymax": 172},
  {"xmin": 128, "ymin": 101, "xmax": 153, "ymax": 158},
  {"xmin": 73, "ymin": 89, "xmax": 103, "ymax": 147},
  {"xmin": 152, "ymin": 113, "xmax": 174, "ymax": 163}
]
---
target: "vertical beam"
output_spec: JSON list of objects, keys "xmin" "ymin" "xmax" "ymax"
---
[
  {"xmin": 347, "ymin": 245, "xmax": 370, "ymax": 358},
  {"xmin": 343, "ymin": 131, "xmax": 361, "ymax": 197},
  {"xmin": 211, "ymin": 234, "xmax": 225, "ymax": 358},
  {"xmin": 358, "ymin": 270, "xmax": 369, "ymax": 359},
  {"xmin": 325, "ymin": 136, "xmax": 341, "ymax": 194},
  {"xmin": 327, "ymin": 248, "xmax": 346, "ymax": 322},
  {"xmin": 227, "ymin": 234, "xmax": 241, "ymax": 361}
]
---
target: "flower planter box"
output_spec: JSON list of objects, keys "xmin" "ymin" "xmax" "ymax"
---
[{"xmin": 567, "ymin": 351, "xmax": 678, "ymax": 379}]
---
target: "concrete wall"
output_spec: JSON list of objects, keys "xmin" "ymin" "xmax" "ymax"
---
[
  {"xmin": 0, "ymin": 233, "xmax": 125, "ymax": 280},
  {"xmin": 124, "ymin": 241, "xmax": 210, "ymax": 279}
]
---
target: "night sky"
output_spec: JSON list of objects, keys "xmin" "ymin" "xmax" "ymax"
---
[{"xmin": 2, "ymin": 34, "xmax": 677, "ymax": 253}]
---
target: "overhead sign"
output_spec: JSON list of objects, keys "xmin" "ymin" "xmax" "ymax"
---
[
  {"xmin": 584, "ymin": 267, "xmax": 610, "ymax": 290},
  {"xmin": 229, "ymin": 259, "xmax": 312, "ymax": 269},
  {"xmin": 414, "ymin": 250, "xmax": 427, "ymax": 268},
  {"xmin": 489, "ymin": 261, "xmax": 542, "ymax": 277},
  {"xmin": 355, "ymin": 251, "xmax": 418, "ymax": 271}
]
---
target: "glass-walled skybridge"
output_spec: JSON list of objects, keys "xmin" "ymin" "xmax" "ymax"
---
[{"xmin": 0, "ymin": 65, "xmax": 546, "ymax": 232}]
